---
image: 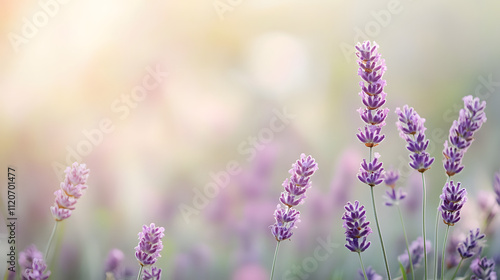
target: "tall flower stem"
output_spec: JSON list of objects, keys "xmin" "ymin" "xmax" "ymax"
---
[
  {"xmin": 421, "ymin": 173, "xmax": 428, "ymax": 280},
  {"xmin": 441, "ymin": 225, "xmax": 450, "ymax": 280},
  {"xmin": 136, "ymin": 265, "xmax": 143, "ymax": 280},
  {"xmin": 44, "ymin": 221, "xmax": 58, "ymax": 260},
  {"xmin": 451, "ymin": 258, "xmax": 464, "ymax": 280},
  {"xmin": 270, "ymin": 241, "xmax": 280, "ymax": 280},
  {"xmin": 434, "ymin": 177, "xmax": 450, "ymax": 280},
  {"xmin": 397, "ymin": 205, "xmax": 414, "ymax": 280},
  {"xmin": 368, "ymin": 147, "xmax": 391, "ymax": 280},
  {"xmin": 358, "ymin": 252, "xmax": 368, "ymax": 280}
]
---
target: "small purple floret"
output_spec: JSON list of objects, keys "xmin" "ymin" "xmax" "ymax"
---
[
  {"xmin": 342, "ymin": 201, "xmax": 372, "ymax": 253},
  {"xmin": 24, "ymin": 259, "xmax": 51, "ymax": 280},
  {"xmin": 357, "ymin": 153, "xmax": 384, "ymax": 187},
  {"xmin": 142, "ymin": 266, "xmax": 162, "ymax": 280}
]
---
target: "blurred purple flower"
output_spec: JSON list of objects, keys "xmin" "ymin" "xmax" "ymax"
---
[
  {"xmin": 357, "ymin": 266, "xmax": 382, "ymax": 280},
  {"xmin": 439, "ymin": 181, "xmax": 467, "ymax": 226},
  {"xmin": 142, "ymin": 266, "xmax": 162, "ymax": 280},
  {"xmin": 342, "ymin": 201, "xmax": 372, "ymax": 253},
  {"xmin": 398, "ymin": 237, "xmax": 432, "ymax": 273},
  {"xmin": 383, "ymin": 169, "xmax": 399, "ymax": 188},
  {"xmin": 135, "ymin": 223, "xmax": 165, "ymax": 266},
  {"xmin": 446, "ymin": 233, "xmax": 461, "ymax": 269},
  {"xmin": 458, "ymin": 228, "xmax": 485, "ymax": 259},
  {"xmin": 355, "ymin": 41, "xmax": 388, "ymax": 148},
  {"xmin": 395, "ymin": 105, "xmax": 435, "ymax": 173},
  {"xmin": 443, "ymin": 96, "xmax": 486, "ymax": 177},
  {"xmin": 494, "ymin": 171, "xmax": 500, "ymax": 205},
  {"xmin": 50, "ymin": 162, "xmax": 89, "ymax": 221},
  {"xmin": 24, "ymin": 258, "xmax": 51, "ymax": 280},
  {"xmin": 19, "ymin": 245, "xmax": 43, "ymax": 274},
  {"xmin": 471, "ymin": 257, "xmax": 497, "ymax": 280},
  {"xmin": 270, "ymin": 154, "xmax": 318, "ymax": 242},
  {"xmin": 384, "ymin": 188, "xmax": 407, "ymax": 207},
  {"xmin": 104, "ymin": 248, "xmax": 124, "ymax": 278},
  {"xmin": 357, "ymin": 153, "xmax": 384, "ymax": 187}
]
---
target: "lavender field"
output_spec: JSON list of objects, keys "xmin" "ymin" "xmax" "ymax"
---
[{"xmin": 1, "ymin": 1, "xmax": 500, "ymax": 279}]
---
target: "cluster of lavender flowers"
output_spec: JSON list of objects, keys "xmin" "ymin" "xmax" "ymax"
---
[
  {"xmin": 270, "ymin": 154, "xmax": 318, "ymax": 242},
  {"xmin": 443, "ymin": 96, "xmax": 487, "ymax": 177},
  {"xmin": 50, "ymin": 162, "xmax": 89, "ymax": 221},
  {"xmin": 439, "ymin": 181, "xmax": 468, "ymax": 226},
  {"xmin": 135, "ymin": 223, "xmax": 165, "ymax": 279},
  {"xmin": 383, "ymin": 169, "xmax": 406, "ymax": 206},
  {"xmin": 342, "ymin": 201, "xmax": 372, "ymax": 253},
  {"xmin": 398, "ymin": 237, "xmax": 432, "ymax": 273},
  {"xmin": 19, "ymin": 245, "xmax": 50, "ymax": 280}
]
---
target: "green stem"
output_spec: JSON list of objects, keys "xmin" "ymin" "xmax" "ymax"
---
[
  {"xmin": 397, "ymin": 205, "xmax": 414, "ymax": 280},
  {"xmin": 370, "ymin": 186, "xmax": 392, "ymax": 280},
  {"xmin": 44, "ymin": 221, "xmax": 58, "ymax": 260},
  {"xmin": 451, "ymin": 258, "xmax": 463, "ymax": 280},
  {"xmin": 434, "ymin": 176, "xmax": 450, "ymax": 280},
  {"xmin": 137, "ymin": 265, "xmax": 144, "ymax": 280},
  {"xmin": 421, "ymin": 172, "xmax": 428, "ymax": 280},
  {"xmin": 441, "ymin": 225, "xmax": 450, "ymax": 280},
  {"xmin": 358, "ymin": 252, "xmax": 369, "ymax": 280},
  {"xmin": 270, "ymin": 241, "xmax": 280, "ymax": 280}
]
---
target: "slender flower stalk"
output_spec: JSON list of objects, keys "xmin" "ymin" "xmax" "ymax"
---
[
  {"xmin": 269, "ymin": 154, "xmax": 318, "ymax": 280},
  {"xmin": 135, "ymin": 223, "xmax": 165, "ymax": 280},
  {"xmin": 494, "ymin": 171, "xmax": 500, "ymax": 206},
  {"xmin": 395, "ymin": 105, "xmax": 434, "ymax": 279},
  {"xmin": 470, "ymin": 257, "xmax": 497, "ymax": 280},
  {"xmin": 343, "ymin": 200, "xmax": 372, "ymax": 279},
  {"xmin": 435, "ymin": 95, "xmax": 486, "ymax": 279},
  {"xmin": 383, "ymin": 170, "xmax": 413, "ymax": 280}
]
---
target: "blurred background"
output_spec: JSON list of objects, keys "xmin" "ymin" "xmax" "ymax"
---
[{"xmin": 1, "ymin": 0, "xmax": 500, "ymax": 279}]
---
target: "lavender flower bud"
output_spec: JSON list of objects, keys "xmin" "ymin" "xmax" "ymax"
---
[
  {"xmin": 470, "ymin": 257, "xmax": 497, "ymax": 280},
  {"xmin": 356, "ymin": 41, "xmax": 388, "ymax": 148},
  {"xmin": 50, "ymin": 162, "xmax": 90, "ymax": 221},
  {"xmin": 342, "ymin": 201, "xmax": 372, "ymax": 253},
  {"xmin": 142, "ymin": 266, "xmax": 162, "ymax": 280},
  {"xmin": 439, "ymin": 181, "xmax": 467, "ymax": 226},
  {"xmin": 24, "ymin": 258, "xmax": 51, "ymax": 280},
  {"xmin": 270, "ymin": 154, "xmax": 318, "ymax": 242},
  {"xmin": 135, "ymin": 223, "xmax": 165, "ymax": 266},
  {"xmin": 357, "ymin": 266, "xmax": 382, "ymax": 280},
  {"xmin": 443, "ymin": 96, "xmax": 486, "ymax": 177},
  {"xmin": 494, "ymin": 171, "xmax": 500, "ymax": 206},
  {"xmin": 398, "ymin": 237, "xmax": 432, "ymax": 273},
  {"xmin": 395, "ymin": 105, "xmax": 434, "ymax": 173},
  {"xmin": 357, "ymin": 153, "xmax": 384, "ymax": 187},
  {"xmin": 457, "ymin": 228, "xmax": 485, "ymax": 259}
]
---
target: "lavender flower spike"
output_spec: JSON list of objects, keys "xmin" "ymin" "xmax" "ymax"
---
[
  {"xmin": 494, "ymin": 171, "xmax": 500, "ymax": 205},
  {"xmin": 443, "ymin": 96, "xmax": 486, "ymax": 177},
  {"xmin": 439, "ymin": 181, "xmax": 467, "ymax": 226},
  {"xmin": 395, "ymin": 105, "xmax": 435, "ymax": 173},
  {"xmin": 271, "ymin": 154, "xmax": 318, "ymax": 242},
  {"xmin": 457, "ymin": 228, "xmax": 485, "ymax": 259},
  {"xmin": 50, "ymin": 162, "xmax": 90, "ymax": 221},
  {"xmin": 135, "ymin": 223, "xmax": 165, "ymax": 266},
  {"xmin": 356, "ymin": 41, "xmax": 388, "ymax": 148},
  {"xmin": 342, "ymin": 201, "xmax": 372, "ymax": 253},
  {"xmin": 470, "ymin": 257, "xmax": 497, "ymax": 280},
  {"xmin": 358, "ymin": 152, "xmax": 384, "ymax": 187},
  {"xmin": 142, "ymin": 266, "xmax": 162, "ymax": 280},
  {"xmin": 398, "ymin": 237, "xmax": 432, "ymax": 273}
]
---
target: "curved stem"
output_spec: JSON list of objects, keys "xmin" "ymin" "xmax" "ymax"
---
[
  {"xmin": 421, "ymin": 172, "xmax": 428, "ymax": 280},
  {"xmin": 44, "ymin": 221, "xmax": 58, "ymax": 260},
  {"xmin": 270, "ymin": 241, "xmax": 280, "ymax": 280},
  {"xmin": 358, "ymin": 252, "xmax": 369, "ymax": 280},
  {"xmin": 137, "ymin": 265, "xmax": 144, "ymax": 280},
  {"xmin": 370, "ymin": 186, "xmax": 392, "ymax": 280},
  {"xmin": 451, "ymin": 258, "xmax": 463, "ymax": 280},
  {"xmin": 441, "ymin": 225, "xmax": 450, "ymax": 280},
  {"xmin": 397, "ymin": 205, "xmax": 414, "ymax": 280}
]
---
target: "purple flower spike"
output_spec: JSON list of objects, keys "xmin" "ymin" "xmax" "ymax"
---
[
  {"xmin": 383, "ymin": 169, "xmax": 399, "ymax": 188},
  {"xmin": 443, "ymin": 96, "xmax": 486, "ymax": 177},
  {"xmin": 358, "ymin": 153, "xmax": 384, "ymax": 187},
  {"xmin": 142, "ymin": 266, "xmax": 162, "ymax": 280},
  {"xmin": 135, "ymin": 223, "xmax": 165, "ymax": 266},
  {"xmin": 494, "ymin": 171, "xmax": 500, "ymax": 205},
  {"xmin": 50, "ymin": 162, "xmax": 90, "ymax": 221},
  {"xmin": 271, "ymin": 154, "xmax": 318, "ymax": 242},
  {"xmin": 342, "ymin": 201, "xmax": 372, "ymax": 253},
  {"xmin": 356, "ymin": 41, "xmax": 388, "ymax": 148},
  {"xmin": 458, "ymin": 228, "xmax": 485, "ymax": 259},
  {"xmin": 357, "ymin": 266, "xmax": 382, "ymax": 280},
  {"xmin": 470, "ymin": 257, "xmax": 497, "ymax": 280},
  {"xmin": 24, "ymin": 258, "xmax": 51, "ymax": 280},
  {"xmin": 439, "ymin": 181, "xmax": 467, "ymax": 226},
  {"xmin": 395, "ymin": 105, "xmax": 435, "ymax": 173},
  {"xmin": 398, "ymin": 237, "xmax": 432, "ymax": 273}
]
